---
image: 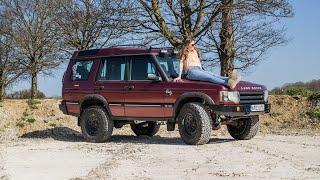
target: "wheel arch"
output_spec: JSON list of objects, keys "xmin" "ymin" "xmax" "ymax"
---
[
  {"xmin": 173, "ymin": 92, "xmax": 215, "ymax": 119},
  {"xmin": 80, "ymin": 94, "xmax": 112, "ymax": 116}
]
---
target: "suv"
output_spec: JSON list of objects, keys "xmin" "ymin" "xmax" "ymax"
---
[{"xmin": 59, "ymin": 47, "xmax": 270, "ymax": 145}]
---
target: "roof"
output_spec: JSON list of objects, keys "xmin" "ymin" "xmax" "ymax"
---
[{"xmin": 71, "ymin": 47, "xmax": 178, "ymax": 59}]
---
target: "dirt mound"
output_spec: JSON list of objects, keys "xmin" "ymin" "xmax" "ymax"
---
[
  {"xmin": 0, "ymin": 99, "xmax": 78, "ymax": 142},
  {"xmin": 0, "ymin": 96, "xmax": 319, "ymax": 142},
  {"xmin": 260, "ymin": 95, "xmax": 320, "ymax": 134}
]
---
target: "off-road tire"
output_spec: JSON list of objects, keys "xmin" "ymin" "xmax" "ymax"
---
[
  {"xmin": 80, "ymin": 105, "xmax": 113, "ymax": 143},
  {"xmin": 227, "ymin": 116, "xmax": 259, "ymax": 140},
  {"xmin": 177, "ymin": 102, "xmax": 212, "ymax": 145},
  {"xmin": 130, "ymin": 122, "xmax": 160, "ymax": 137}
]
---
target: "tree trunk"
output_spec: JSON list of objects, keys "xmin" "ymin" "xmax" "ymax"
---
[
  {"xmin": 30, "ymin": 60, "xmax": 38, "ymax": 99},
  {"xmin": 0, "ymin": 70, "xmax": 4, "ymax": 101},
  {"xmin": 219, "ymin": 0, "xmax": 235, "ymax": 77},
  {"xmin": 31, "ymin": 71, "xmax": 37, "ymax": 99}
]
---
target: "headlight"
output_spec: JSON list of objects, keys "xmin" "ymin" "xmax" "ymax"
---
[
  {"xmin": 264, "ymin": 90, "xmax": 269, "ymax": 102},
  {"xmin": 220, "ymin": 91, "xmax": 240, "ymax": 103}
]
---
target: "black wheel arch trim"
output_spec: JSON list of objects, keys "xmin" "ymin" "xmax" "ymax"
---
[
  {"xmin": 80, "ymin": 94, "xmax": 112, "ymax": 116},
  {"xmin": 173, "ymin": 92, "xmax": 215, "ymax": 118}
]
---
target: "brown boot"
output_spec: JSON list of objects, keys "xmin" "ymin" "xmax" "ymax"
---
[
  {"xmin": 230, "ymin": 69, "xmax": 240, "ymax": 81},
  {"xmin": 228, "ymin": 79, "xmax": 237, "ymax": 89},
  {"xmin": 228, "ymin": 70, "xmax": 241, "ymax": 89}
]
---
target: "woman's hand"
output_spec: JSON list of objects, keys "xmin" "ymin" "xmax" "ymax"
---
[{"xmin": 174, "ymin": 77, "xmax": 181, "ymax": 82}]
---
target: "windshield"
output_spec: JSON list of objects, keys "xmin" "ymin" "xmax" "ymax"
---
[{"xmin": 156, "ymin": 55, "xmax": 180, "ymax": 79}]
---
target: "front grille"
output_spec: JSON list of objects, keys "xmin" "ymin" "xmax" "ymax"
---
[{"xmin": 240, "ymin": 91, "xmax": 265, "ymax": 104}]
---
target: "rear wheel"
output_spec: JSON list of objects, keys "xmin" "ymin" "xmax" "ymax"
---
[
  {"xmin": 177, "ymin": 103, "xmax": 212, "ymax": 145},
  {"xmin": 80, "ymin": 106, "xmax": 113, "ymax": 143},
  {"xmin": 227, "ymin": 116, "xmax": 259, "ymax": 140},
  {"xmin": 130, "ymin": 121, "xmax": 160, "ymax": 137}
]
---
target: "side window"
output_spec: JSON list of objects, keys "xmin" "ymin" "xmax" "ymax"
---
[
  {"xmin": 97, "ymin": 57, "xmax": 126, "ymax": 80},
  {"xmin": 72, "ymin": 60, "xmax": 93, "ymax": 81},
  {"xmin": 131, "ymin": 56, "xmax": 158, "ymax": 80}
]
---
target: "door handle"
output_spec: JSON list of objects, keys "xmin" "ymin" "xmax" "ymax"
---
[
  {"xmin": 94, "ymin": 86, "xmax": 104, "ymax": 90},
  {"xmin": 65, "ymin": 84, "xmax": 80, "ymax": 90},
  {"xmin": 124, "ymin": 85, "xmax": 135, "ymax": 90}
]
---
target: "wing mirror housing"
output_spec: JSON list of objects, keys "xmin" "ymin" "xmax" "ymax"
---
[{"xmin": 147, "ymin": 74, "xmax": 161, "ymax": 81}]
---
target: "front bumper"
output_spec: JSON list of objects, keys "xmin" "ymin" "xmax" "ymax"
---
[
  {"xmin": 211, "ymin": 103, "xmax": 271, "ymax": 117},
  {"xmin": 59, "ymin": 100, "xmax": 68, "ymax": 115}
]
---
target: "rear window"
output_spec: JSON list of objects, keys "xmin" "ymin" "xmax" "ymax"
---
[
  {"xmin": 97, "ymin": 57, "xmax": 126, "ymax": 81},
  {"xmin": 72, "ymin": 60, "xmax": 93, "ymax": 81}
]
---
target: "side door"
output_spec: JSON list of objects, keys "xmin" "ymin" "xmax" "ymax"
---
[
  {"xmin": 94, "ymin": 56, "xmax": 127, "ymax": 117},
  {"xmin": 64, "ymin": 59, "xmax": 95, "ymax": 115},
  {"xmin": 124, "ymin": 55, "xmax": 165, "ymax": 118}
]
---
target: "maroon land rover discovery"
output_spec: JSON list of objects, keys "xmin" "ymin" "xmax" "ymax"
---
[{"xmin": 59, "ymin": 47, "xmax": 270, "ymax": 145}]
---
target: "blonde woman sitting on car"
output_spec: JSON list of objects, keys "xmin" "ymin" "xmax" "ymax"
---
[{"xmin": 174, "ymin": 39, "xmax": 240, "ymax": 89}]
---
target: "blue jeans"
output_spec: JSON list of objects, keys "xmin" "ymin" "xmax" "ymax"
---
[{"xmin": 184, "ymin": 66, "xmax": 229, "ymax": 86}]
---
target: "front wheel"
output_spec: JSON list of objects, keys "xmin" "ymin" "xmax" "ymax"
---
[
  {"xmin": 130, "ymin": 121, "xmax": 160, "ymax": 137},
  {"xmin": 227, "ymin": 116, "xmax": 260, "ymax": 140},
  {"xmin": 80, "ymin": 106, "xmax": 113, "ymax": 143},
  {"xmin": 177, "ymin": 103, "xmax": 212, "ymax": 145}
]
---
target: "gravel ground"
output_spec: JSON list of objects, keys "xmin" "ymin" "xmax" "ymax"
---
[{"xmin": 0, "ymin": 127, "xmax": 319, "ymax": 180}]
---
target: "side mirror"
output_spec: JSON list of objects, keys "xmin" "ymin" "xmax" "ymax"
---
[{"xmin": 147, "ymin": 74, "xmax": 161, "ymax": 81}]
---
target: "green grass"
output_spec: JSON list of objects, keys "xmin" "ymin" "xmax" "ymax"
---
[
  {"xmin": 26, "ymin": 99, "xmax": 41, "ymax": 109},
  {"xmin": 16, "ymin": 121, "xmax": 25, "ymax": 128},
  {"xmin": 26, "ymin": 118, "xmax": 36, "ymax": 124},
  {"xmin": 23, "ymin": 110, "xmax": 29, "ymax": 117},
  {"xmin": 275, "ymin": 99, "xmax": 284, "ymax": 105},
  {"xmin": 306, "ymin": 109, "xmax": 320, "ymax": 119},
  {"xmin": 270, "ymin": 112, "xmax": 282, "ymax": 118},
  {"xmin": 49, "ymin": 123, "xmax": 57, "ymax": 127},
  {"xmin": 263, "ymin": 121, "xmax": 271, "ymax": 127}
]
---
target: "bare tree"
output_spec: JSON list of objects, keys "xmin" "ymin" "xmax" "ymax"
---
[
  {"xmin": 202, "ymin": 0, "xmax": 293, "ymax": 76},
  {"xmin": 0, "ymin": 8, "xmax": 26, "ymax": 101},
  {"xmin": 2, "ymin": 0, "xmax": 63, "ymax": 99},
  {"xmin": 130, "ymin": 0, "xmax": 221, "ymax": 47},
  {"xmin": 55, "ymin": 0, "xmax": 126, "ymax": 51}
]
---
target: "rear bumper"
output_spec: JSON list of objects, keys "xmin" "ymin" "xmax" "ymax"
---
[
  {"xmin": 210, "ymin": 103, "xmax": 271, "ymax": 117},
  {"xmin": 59, "ymin": 100, "xmax": 68, "ymax": 115}
]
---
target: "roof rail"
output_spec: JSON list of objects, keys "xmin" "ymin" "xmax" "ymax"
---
[
  {"xmin": 77, "ymin": 49, "xmax": 100, "ymax": 56},
  {"xmin": 149, "ymin": 46, "xmax": 177, "ymax": 50},
  {"xmin": 109, "ymin": 44, "xmax": 149, "ymax": 48}
]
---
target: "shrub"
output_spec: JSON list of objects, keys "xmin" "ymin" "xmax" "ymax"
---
[
  {"xmin": 308, "ymin": 92, "xmax": 320, "ymax": 101},
  {"xmin": 284, "ymin": 88, "xmax": 313, "ymax": 97},
  {"xmin": 308, "ymin": 92, "xmax": 320, "ymax": 108},
  {"xmin": 6, "ymin": 89, "xmax": 46, "ymax": 99},
  {"xmin": 306, "ymin": 109, "xmax": 320, "ymax": 120}
]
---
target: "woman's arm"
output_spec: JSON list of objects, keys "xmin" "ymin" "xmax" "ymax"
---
[
  {"xmin": 178, "ymin": 59, "xmax": 184, "ymax": 78},
  {"xmin": 196, "ymin": 48, "xmax": 202, "ymax": 68},
  {"xmin": 175, "ymin": 55, "xmax": 184, "ymax": 81}
]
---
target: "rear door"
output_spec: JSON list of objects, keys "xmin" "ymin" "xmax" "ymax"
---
[
  {"xmin": 94, "ymin": 56, "xmax": 127, "ymax": 117},
  {"xmin": 124, "ymin": 55, "xmax": 165, "ymax": 118}
]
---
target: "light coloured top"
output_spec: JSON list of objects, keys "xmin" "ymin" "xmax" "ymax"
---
[{"xmin": 184, "ymin": 50, "xmax": 201, "ymax": 70}]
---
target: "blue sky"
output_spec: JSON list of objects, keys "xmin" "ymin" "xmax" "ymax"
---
[{"xmin": 11, "ymin": 0, "xmax": 320, "ymax": 97}]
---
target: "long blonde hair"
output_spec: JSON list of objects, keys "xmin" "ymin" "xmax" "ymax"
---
[{"xmin": 179, "ymin": 39, "xmax": 201, "ymax": 65}]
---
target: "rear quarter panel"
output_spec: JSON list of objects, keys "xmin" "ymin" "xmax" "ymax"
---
[{"xmin": 62, "ymin": 58, "xmax": 100, "ymax": 115}]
